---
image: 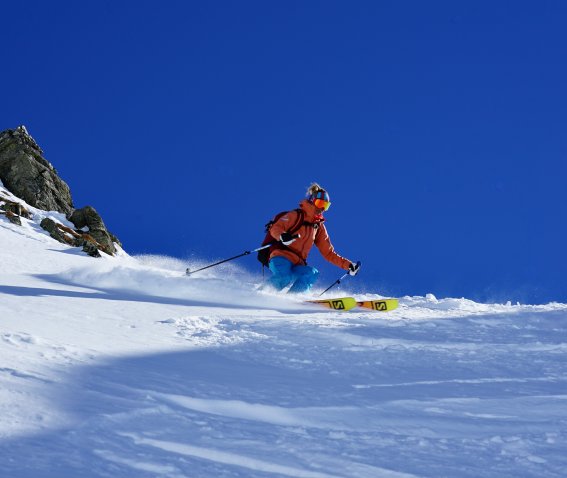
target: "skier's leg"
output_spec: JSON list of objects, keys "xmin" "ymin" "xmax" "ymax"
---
[
  {"xmin": 268, "ymin": 256, "xmax": 295, "ymax": 291},
  {"xmin": 288, "ymin": 265, "xmax": 319, "ymax": 293}
]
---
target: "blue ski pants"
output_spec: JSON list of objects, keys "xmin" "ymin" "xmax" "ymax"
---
[{"xmin": 268, "ymin": 256, "xmax": 319, "ymax": 293}]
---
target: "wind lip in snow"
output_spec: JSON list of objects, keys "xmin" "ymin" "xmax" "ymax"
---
[{"xmin": 32, "ymin": 257, "xmax": 309, "ymax": 313}]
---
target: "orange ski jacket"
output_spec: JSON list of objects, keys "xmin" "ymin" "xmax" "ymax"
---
[{"xmin": 269, "ymin": 199, "xmax": 351, "ymax": 270}]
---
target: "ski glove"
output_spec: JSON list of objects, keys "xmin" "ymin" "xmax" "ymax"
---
[
  {"xmin": 348, "ymin": 261, "xmax": 361, "ymax": 276},
  {"xmin": 280, "ymin": 232, "xmax": 298, "ymax": 246}
]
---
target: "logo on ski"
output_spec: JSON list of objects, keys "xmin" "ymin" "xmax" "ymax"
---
[
  {"xmin": 373, "ymin": 301, "xmax": 387, "ymax": 311},
  {"xmin": 332, "ymin": 300, "xmax": 345, "ymax": 310},
  {"xmin": 307, "ymin": 297, "xmax": 358, "ymax": 311},
  {"xmin": 307, "ymin": 297, "xmax": 398, "ymax": 312},
  {"xmin": 357, "ymin": 299, "xmax": 399, "ymax": 312}
]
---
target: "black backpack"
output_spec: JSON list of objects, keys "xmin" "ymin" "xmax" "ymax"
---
[{"xmin": 257, "ymin": 209, "xmax": 304, "ymax": 267}]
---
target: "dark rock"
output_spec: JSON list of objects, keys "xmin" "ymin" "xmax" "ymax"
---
[
  {"xmin": 1, "ymin": 125, "xmax": 121, "ymax": 256},
  {"xmin": 0, "ymin": 199, "xmax": 32, "ymax": 219},
  {"xmin": 0, "ymin": 193, "xmax": 32, "ymax": 226},
  {"xmin": 0, "ymin": 126, "xmax": 74, "ymax": 215},
  {"xmin": 81, "ymin": 241, "xmax": 102, "ymax": 258},
  {"xmin": 68, "ymin": 206, "xmax": 117, "ymax": 255},
  {"xmin": 2, "ymin": 210, "xmax": 22, "ymax": 226},
  {"xmin": 40, "ymin": 217, "xmax": 103, "ymax": 257},
  {"xmin": 40, "ymin": 218, "xmax": 77, "ymax": 246}
]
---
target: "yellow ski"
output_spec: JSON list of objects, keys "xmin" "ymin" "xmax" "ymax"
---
[
  {"xmin": 307, "ymin": 297, "xmax": 358, "ymax": 311},
  {"xmin": 357, "ymin": 299, "xmax": 399, "ymax": 312}
]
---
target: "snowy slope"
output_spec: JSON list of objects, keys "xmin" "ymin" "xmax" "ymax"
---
[{"xmin": 1, "ymin": 186, "xmax": 567, "ymax": 478}]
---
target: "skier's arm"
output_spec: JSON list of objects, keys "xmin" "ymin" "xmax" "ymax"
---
[
  {"xmin": 269, "ymin": 210, "xmax": 301, "ymax": 242},
  {"xmin": 314, "ymin": 224, "xmax": 351, "ymax": 270}
]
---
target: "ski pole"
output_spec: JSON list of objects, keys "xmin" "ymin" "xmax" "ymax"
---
[
  {"xmin": 318, "ymin": 261, "xmax": 361, "ymax": 297},
  {"xmin": 186, "ymin": 235, "xmax": 300, "ymax": 276}
]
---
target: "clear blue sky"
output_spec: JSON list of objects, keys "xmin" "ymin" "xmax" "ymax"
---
[{"xmin": 2, "ymin": 1, "xmax": 566, "ymax": 304}]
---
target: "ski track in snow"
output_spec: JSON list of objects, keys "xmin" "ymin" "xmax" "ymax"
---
[{"xmin": 1, "ymin": 190, "xmax": 567, "ymax": 478}]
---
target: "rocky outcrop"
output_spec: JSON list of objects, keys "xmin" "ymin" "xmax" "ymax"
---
[
  {"xmin": 0, "ymin": 194, "xmax": 32, "ymax": 226},
  {"xmin": 68, "ymin": 206, "xmax": 118, "ymax": 255},
  {"xmin": 0, "ymin": 125, "xmax": 121, "ymax": 257},
  {"xmin": 0, "ymin": 126, "xmax": 74, "ymax": 215},
  {"xmin": 40, "ymin": 217, "xmax": 106, "ymax": 258}
]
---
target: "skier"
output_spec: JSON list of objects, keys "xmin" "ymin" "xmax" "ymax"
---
[{"xmin": 266, "ymin": 183, "xmax": 360, "ymax": 293}]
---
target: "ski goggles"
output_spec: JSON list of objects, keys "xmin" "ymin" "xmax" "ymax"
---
[{"xmin": 313, "ymin": 198, "xmax": 331, "ymax": 211}]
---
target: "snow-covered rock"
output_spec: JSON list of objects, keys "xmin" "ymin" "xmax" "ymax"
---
[{"xmin": 0, "ymin": 126, "xmax": 120, "ymax": 256}]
